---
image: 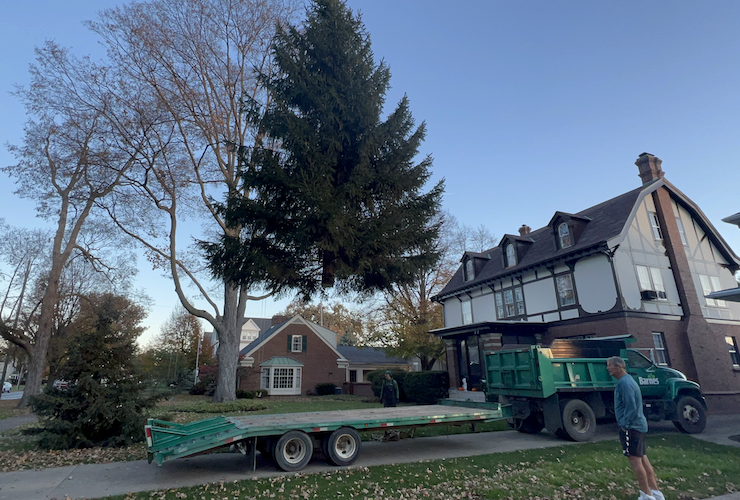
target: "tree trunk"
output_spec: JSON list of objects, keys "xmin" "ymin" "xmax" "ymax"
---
[{"xmin": 212, "ymin": 284, "xmax": 242, "ymax": 403}]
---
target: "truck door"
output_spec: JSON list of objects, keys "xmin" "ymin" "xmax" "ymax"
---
[{"xmin": 626, "ymin": 349, "xmax": 663, "ymax": 398}]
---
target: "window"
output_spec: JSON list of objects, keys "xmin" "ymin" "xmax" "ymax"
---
[
  {"xmin": 261, "ymin": 368, "xmax": 269, "ymax": 389},
  {"xmin": 556, "ymin": 274, "xmax": 576, "ymax": 306},
  {"xmin": 649, "ymin": 212, "xmax": 663, "ymax": 241},
  {"xmin": 350, "ymin": 370, "xmax": 357, "ymax": 383},
  {"xmin": 495, "ymin": 292, "xmax": 504, "ymax": 319},
  {"xmin": 495, "ymin": 286, "xmax": 525, "ymax": 319},
  {"xmin": 626, "ymin": 349, "xmax": 653, "ymax": 370},
  {"xmin": 558, "ymin": 223, "xmax": 572, "ymax": 249},
  {"xmin": 652, "ymin": 332, "xmax": 669, "ymax": 366},
  {"xmin": 464, "ymin": 259, "xmax": 474, "ymax": 281},
  {"xmin": 700, "ymin": 275, "xmax": 726, "ymax": 307},
  {"xmin": 461, "ymin": 299, "xmax": 473, "ymax": 324},
  {"xmin": 262, "ymin": 366, "xmax": 302, "ymax": 395},
  {"xmin": 291, "ymin": 335, "xmax": 303, "ymax": 352},
  {"xmin": 506, "ymin": 243, "xmax": 516, "ymax": 267},
  {"xmin": 675, "ymin": 217, "xmax": 688, "ymax": 245},
  {"xmin": 726, "ymin": 336, "xmax": 740, "ymax": 368},
  {"xmin": 636, "ymin": 265, "xmax": 667, "ymax": 300}
]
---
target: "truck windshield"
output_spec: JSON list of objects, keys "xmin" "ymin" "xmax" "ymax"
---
[{"xmin": 626, "ymin": 350, "xmax": 653, "ymax": 369}]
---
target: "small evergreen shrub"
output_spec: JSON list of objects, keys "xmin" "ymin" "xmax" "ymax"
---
[
  {"xmin": 315, "ymin": 383, "xmax": 337, "ymax": 396},
  {"xmin": 402, "ymin": 371, "xmax": 449, "ymax": 405},
  {"xmin": 235, "ymin": 389, "xmax": 266, "ymax": 399},
  {"xmin": 189, "ymin": 382, "xmax": 208, "ymax": 395}
]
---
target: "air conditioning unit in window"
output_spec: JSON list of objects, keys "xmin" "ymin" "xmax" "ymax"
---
[{"xmin": 641, "ymin": 290, "xmax": 659, "ymax": 300}]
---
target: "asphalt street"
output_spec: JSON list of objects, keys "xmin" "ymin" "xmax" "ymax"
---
[{"xmin": 0, "ymin": 414, "xmax": 738, "ymax": 500}]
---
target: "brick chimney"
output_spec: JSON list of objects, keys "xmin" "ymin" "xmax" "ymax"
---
[
  {"xmin": 271, "ymin": 314, "xmax": 288, "ymax": 326},
  {"xmin": 518, "ymin": 224, "xmax": 531, "ymax": 236},
  {"xmin": 635, "ymin": 152, "xmax": 664, "ymax": 185}
]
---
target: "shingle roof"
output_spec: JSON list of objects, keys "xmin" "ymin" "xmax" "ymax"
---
[
  {"xmin": 260, "ymin": 356, "xmax": 303, "ymax": 366},
  {"xmin": 435, "ymin": 185, "xmax": 644, "ymax": 299},
  {"xmin": 337, "ymin": 346, "xmax": 410, "ymax": 365},
  {"xmin": 240, "ymin": 318, "xmax": 291, "ymax": 355}
]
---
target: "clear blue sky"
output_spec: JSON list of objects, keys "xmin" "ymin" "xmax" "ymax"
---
[{"xmin": 2, "ymin": 1, "xmax": 740, "ymax": 344}]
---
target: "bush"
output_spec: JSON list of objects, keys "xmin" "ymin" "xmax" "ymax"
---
[
  {"xmin": 165, "ymin": 399, "xmax": 266, "ymax": 413},
  {"xmin": 189, "ymin": 382, "xmax": 208, "ymax": 395},
  {"xmin": 315, "ymin": 383, "xmax": 337, "ymax": 396},
  {"xmin": 235, "ymin": 389, "xmax": 267, "ymax": 399},
  {"xmin": 367, "ymin": 370, "xmax": 409, "ymax": 402},
  {"xmin": 402, "ymin": 371, "xmax": 449, "ymax": 405}
]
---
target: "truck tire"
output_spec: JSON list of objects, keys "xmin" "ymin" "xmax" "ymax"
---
[
  {"xmin": 561, "ymin": 399, "xmax": 596, "ymax": 442},
  {"xmin": 324, "ymin": 427, "xmax": 362, "ymax": 466},
  {"xmin": 274, "ymin": 431, "xmax": 313, "ymax": 472},
  {"xmin": 673, "ymin": 396, "xmax": 707, "ymax": 434},
  {"xmin": 513, "ymin": 413, "xmax": 545, "ymax": 434}
]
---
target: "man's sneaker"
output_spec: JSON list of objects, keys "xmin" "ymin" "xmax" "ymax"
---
[{"xmin": 651, "ymin": 490, "xmax": 665, "ymax": 500}]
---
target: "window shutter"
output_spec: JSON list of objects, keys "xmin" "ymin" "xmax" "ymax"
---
[
  {"xmin": 302, "ymin": 335, "xmax": 307, "ymax": 353},
  {"xmin": 287, "ymin": 335, "xmax": 291, "ymax": 353}
]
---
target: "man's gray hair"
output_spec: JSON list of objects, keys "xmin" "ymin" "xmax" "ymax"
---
[{"xmin": 607, "ymin": 356, "xmax": 625, "ymax": 369}]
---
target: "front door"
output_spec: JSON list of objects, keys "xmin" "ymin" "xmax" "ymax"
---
[{"xmin": 457, "ymin": 336, "xmax": 483, "ymax": 389}]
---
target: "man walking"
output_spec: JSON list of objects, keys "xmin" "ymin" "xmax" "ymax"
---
[{"xmin": 606, "ymin": 356, "xmax": 664, "ymax": 500}]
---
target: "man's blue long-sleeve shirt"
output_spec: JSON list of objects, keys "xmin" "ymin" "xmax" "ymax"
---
[{"xmin": 614, "ymin": 375, "xmax": 648, "ymax": 432}]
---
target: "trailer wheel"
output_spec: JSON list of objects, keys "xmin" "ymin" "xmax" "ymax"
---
[
  {"xmin": 672, "ymin": 396, "xmax": 706, "ymax": 434},
  {"xmin": 324, "ymin": 427, "xmax": 362, "ymax": 466},
  {"xmin": 561, "ymin": 399, "xmax": 596, "ymax": 442},
  {"xmin": 274, "ymin": 431, "xmax": 313, "ymax": 472},
  {"xmin": 513, "ymin": 413, "xmax": 545, "ymax": 434}
]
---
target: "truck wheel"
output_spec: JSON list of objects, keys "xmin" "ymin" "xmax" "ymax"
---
[
  {"xmin": 274, "ymin": 431, "xmax": 313, "ymax": 472},
  {"xmin": 673, "ymin": 396, "xmax": 706, "ymax": 434},
  {"xmin": 513, "ymin": 413, "xmax": 545, "ymax": 434},
  {"xmin": 325, "ymin": 427, "xmax": 362, "ymax": 466},
  {"xmin": 561, "ymin": 399, "xmax": 596, "ymax": 442}
]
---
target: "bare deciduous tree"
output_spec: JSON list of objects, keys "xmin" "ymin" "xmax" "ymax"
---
[{"xmin": 89, "ymin": 0, "xmax": 299, "ymax": 401}]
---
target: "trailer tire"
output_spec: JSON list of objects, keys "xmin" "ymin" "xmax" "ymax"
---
[
  {"xmin": 274, "ymin": 431, "xmax": 313, "ymax": 472},
  {"xmin": 513, "ymin": 413, "xmax": 545, "ymax": 434},
  {"xmin": 561, "ymin": 399, "xmax": 596, "ymax": 442},
  {"xmin": 324, "ymin": 427, "xmax": 362, "ymax": 466},
  {"xmin": 672, "ymin": 396, "xmax": 706, "ymax": 434}
]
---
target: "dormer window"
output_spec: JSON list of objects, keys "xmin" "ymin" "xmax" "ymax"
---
[
  {"xmin": 464, "ymin": 259, "xmax": 475, "ymax": 281},
  {"xmin": 505, "ymin": 243, "xmax": 517, "ymax": 267},
  {"xmin": 558, "ymin": 223, "xmax": 572, "ymax": 249}
]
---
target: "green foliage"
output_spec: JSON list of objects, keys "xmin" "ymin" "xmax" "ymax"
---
[
  {"xmin": 314, "ymin": 383, "xmax": 337, "ymax": 396},
  {"xmin": 367, "ymin": 370, "xmax": 408, "ymax": 401},
  {"xmin": 235, "ymin": 389, "xmax": 268, "ymax": 399},
  {"xmin": 402, "ymin": 371, "xmax": 449, "ymax": 405},
  {"xmin": 201, "ymin": 0, "xmax": 443, "ymax": 298},
  {"xmin": 28, "ymin": 294, "xmax": 156, "ymax": 449},
  {"xmin": 162, "ymin": 399, "xmax": 265, "ymax": 414}
]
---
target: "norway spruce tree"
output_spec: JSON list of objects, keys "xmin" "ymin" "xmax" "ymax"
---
[
  {"xmin": 204, "ymin": 0, "xmax": 443, "ymax": 296},
  {"xmin": 28, "ymin": 294, "xmax": 155, "ymax": 449}
]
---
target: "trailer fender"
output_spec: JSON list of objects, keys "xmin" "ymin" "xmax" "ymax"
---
[{"xmin": 542, "ymin": 394, "xmax": 564, "ymax": 436}]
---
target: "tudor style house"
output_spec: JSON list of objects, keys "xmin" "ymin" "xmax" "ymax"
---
[{"xmin": 433, "ymin": 153, "xmax": 740, "ymax": 412}]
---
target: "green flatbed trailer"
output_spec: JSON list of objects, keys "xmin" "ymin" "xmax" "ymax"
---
[{"xmin": 146, "ymin": 400, "xmax": 511, "ymax": 472}]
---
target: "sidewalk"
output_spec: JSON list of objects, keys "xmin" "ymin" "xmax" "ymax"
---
[{"xmin": 0, "ymin": 415, "xmax": 737, "ymax": 500}]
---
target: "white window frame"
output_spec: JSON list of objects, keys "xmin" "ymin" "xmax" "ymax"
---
[
  {"xmin": 506, "ymin": 243, "xmax": 516, "ymax": 267},
  {"xmin": 636, "ymin": 265, "xmax": 667, "ymax": 300},
  {"xmin": 558, "ymin": 222, "xmax": 572, "ymax": 249},
  {"xmin": 675, "ymin": 217, "xmax": 688, "ymax": 246},
  {"xmin": 700, "ymin": 275, "xmax": 726, "ymax": 307},
  {"xmin": 263, "ymin": 366, "xmax": 302, "ymax": 395},
  {"xmin": 652, "ymin": 332, "xmax": 669, "ymax": 366},
  {"xmin": 726, "ymin": 336, "xmax": 740, "ymax": 368},
  {"xmin": 556, "ymin": 274, "xmax": 576, "ymax": 307},
  {"xmin": 465, "ymin": 259, "xmax": 474, "ymax": 281},
  {"xmin": 494, "ymin": 292, "xmax": 504, "ymax": 319},
  {"xmin": 461, "ymin": 299, "xmax": 473, "ymax": 325},
  {"xmin": 649, "ymin": 212, "xmax": 663, "ymax": 241},
  {"xmin": 291, "ymin": 335, "xmax": 303, "ymax": 352}
]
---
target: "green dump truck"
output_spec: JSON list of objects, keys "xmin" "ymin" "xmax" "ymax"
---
[
  {"xmin": 145, "ymin": 400, "xmax": 510, "ymax": 472},
  {"xmin": 485, "ymin": 336, "xmax": 707, "ymax": 442}
]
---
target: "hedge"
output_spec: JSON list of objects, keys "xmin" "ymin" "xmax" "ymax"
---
[
  {"xmin": 402, "ymin": 371, "xmax": 449, "ymax": 405},
  {"xmin": 315, "ymin": 383, "xmax": 337, "ymax": 396}
]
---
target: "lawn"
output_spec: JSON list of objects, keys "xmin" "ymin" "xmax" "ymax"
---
[
  {"xmin": 0, "ymin": 398, "xmax": 29, "ymax": 421},
  {"xmin": 103, "ymin": 434, "xmax": 739, "ymax": 500},
  {"xmin": 0, "ymin": 393, "xmax": 508, "ymax": 472}
]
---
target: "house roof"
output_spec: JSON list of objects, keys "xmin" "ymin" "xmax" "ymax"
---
[
  {"xmin": 434, "ymin": 185, "xmax": 644, "ymax": 300},
  {"xmin": 337, "ymin": 346, "xmax": 411, "ymax": 365},
  {"xmin": 260, "ymin": 356, "xmax": 303, "ymax": 367}
]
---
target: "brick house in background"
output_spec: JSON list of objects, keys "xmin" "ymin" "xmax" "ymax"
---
[
  {"xmin": 237, "ymin": 315, "xmax": 349, "ymax": 396},
  {"xmin": 432, "ymin": 153, "xmax": 740, "ymax": 412}
]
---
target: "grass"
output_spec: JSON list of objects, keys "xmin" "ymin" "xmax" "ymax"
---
[
  {"xmin": 0, "ymin": 398, "xmax": 29, "ymax": 421},
  {"xmin": 103, "ymin": 434, "xmax": 740, "ymax": 500}
]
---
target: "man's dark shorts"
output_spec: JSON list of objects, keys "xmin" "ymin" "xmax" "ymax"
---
[{"xmin": 619, "ymin": 428, "xmax": 646, "ymax": 457}]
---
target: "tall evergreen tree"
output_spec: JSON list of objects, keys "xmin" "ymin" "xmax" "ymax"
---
[{"xmin": 203, "ymin": 0, "xmax": 443, "ymax": 297}]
